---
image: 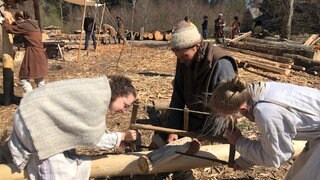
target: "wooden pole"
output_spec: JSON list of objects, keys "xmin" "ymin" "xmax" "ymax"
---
[
  {"xmin": 96, "ymin": 3, "xmax": 106, "ymax": 51},
  {"xmin": 0, "ymin": 141, "xmax": 306, "ymax": 179},
  {"xmin": 77, "ymin": 0, "xmax": 87, "ymax": 62},
  {"xmin": 2, "ymin": 54, "xmax": 15, "ymax": 105},
  {"xmin": 33, "ymin": 0, "xmax": 41, "ymax": 28}
]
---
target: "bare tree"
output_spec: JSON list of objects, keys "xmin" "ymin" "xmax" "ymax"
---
[{"xmin": 281, "ymin": 0, "xmax": 294, "ymax": 39}]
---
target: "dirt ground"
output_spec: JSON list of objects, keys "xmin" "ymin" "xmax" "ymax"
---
[{"xmin": 1, "ymin": 42, "xmax": 320, "ymax": 179}]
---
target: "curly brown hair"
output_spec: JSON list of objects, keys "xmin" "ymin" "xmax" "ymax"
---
[{"xmin": 108, "ymin": 75, "xmax": 136, "ymax": 103}]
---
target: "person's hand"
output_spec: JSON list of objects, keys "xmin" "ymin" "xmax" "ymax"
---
[
  {"xmin": 225, "ymin": 128, "xmax": 242, "ymax": 145},
  {"xmin": 186, "ymin": 138, "xmax": 201, "ymax": 154},
  {"xmin": 167, "ymin": 133, "xmax": 178, "ymax": 143},
  {"xmin": 122, "ymin": 130, "xmax": 138, "ymax": 142}
]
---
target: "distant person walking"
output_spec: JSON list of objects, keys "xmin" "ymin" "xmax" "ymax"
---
[
  {"xmin": 214, "ymin": 13, "xmax": 226, "ymax": 44},
  {"xmin": 116, "ymin": 16, "xmax": 126, "ymax": 44},
  {"xmin": 202, "ymin": 15, "xmax": 208, "ymax": 39},
  {"xmin": 231, "ymin": 16, "xmax": 240, "ymax": 39},
  {"xmin": 84, "ymin": 12, "xmax": 97, "ymax": 50},
  {"xmin": 2, "ymin": 10, "xmax": 48, "ymax": 96}
]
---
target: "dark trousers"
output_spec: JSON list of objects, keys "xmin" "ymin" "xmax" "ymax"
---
[
  {"xmin": 202, "ymin": 29, "xmax": 208, "ymax": 39},
  {"xmin": 84, "ymin": 31, "xmax": 97, "ymax": 50}
]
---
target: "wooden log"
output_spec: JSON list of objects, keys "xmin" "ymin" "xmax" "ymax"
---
[
  {"xmin": 244, "ymin": 37, "xmax": 312, "ymax": 50},
  {"xmin": 242, "ymin": 59, "xmax": 291, "ymax": 75},
  {"xmin": 228, "ymin": 31, "xmax": 252, "ymax": 45},
  {"xmin": 224, "ymin": 46, "xmax": 293, "ymax": 64},
  {"xmin": 283, "ymin": 53, "xmax": 320, "ymax": 69},
  {"xmin": 0, "ymin": 141, "xmax": 307, "ymax": 179},
  {"xmin": 153, "ymin": 31, "xmax": 163, "ymax": 41},
  {"xmin": 138, "ymin": 137, "xmax": 191, "ymax": 173},
  {"xmin": 143, "ymin": 33, "xmax": 148, "ymax": 40},
  {"xmin": 147, "ymin": 32, "xmax": 154, "ymax": 40},
  {"xmin": 313, "ymin": 49, "xmax": 320, "ymax": 61},
  {"xmin": 163, "ymin": 33, "xmax": 171, "ymax": 41},
  {"xmin": 291, "ymin": 64, "xmax": 306, "ymax": 71},
  {"xmin": 303, "ymin": 34, "xmax": 319, "ymax": 46},
  {"xmin": 311, "ymin": 37, "xmax": 320, "ymax": 46},
  {"xmin": 231, "ymin": 41, "xmax": 315, "ymax": 59}
]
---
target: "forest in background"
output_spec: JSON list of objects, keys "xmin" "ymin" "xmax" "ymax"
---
[{"xmin": 11, "ymin": 0, "xmax": 320, "ymax": 38}]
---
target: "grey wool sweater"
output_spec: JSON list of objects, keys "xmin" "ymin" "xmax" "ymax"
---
[{"xmin": 18, "ymin": 76, "xmax": 111, "ymax": 160}]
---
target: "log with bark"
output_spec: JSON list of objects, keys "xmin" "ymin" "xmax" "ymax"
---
[
  {"xmin": 224, "ymin": 46, "xmax": 293, "ymax": 64},
  {"xmin": 231, "ymin": 41, "xmax": 315, "ymax": 59},
  {"xmin": 163, "ymin": 33, "xmax": 171, "ymax": 41},
  {"xmin": 283, "ymin": 53, "xmax": 320, "ymax": 69},
  {"xmin": 303, "ymin": 34, "xmax": 319, "ymax": 46},
  {"xmin": 0, "ymin": 141, "xmax": 307, "ymax": 179}
]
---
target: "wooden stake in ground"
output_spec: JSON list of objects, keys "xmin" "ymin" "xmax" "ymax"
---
[{"xmin": 77, "ymin": 0, "xmax": 87, "ymax": 62}]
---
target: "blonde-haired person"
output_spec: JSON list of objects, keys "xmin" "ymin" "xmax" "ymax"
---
[{"xmin": 211, "ymin": 76, "xmax": 320, "ymax": 180}]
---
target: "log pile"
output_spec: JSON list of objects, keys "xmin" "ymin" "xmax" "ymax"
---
[
  {"xmin": 127, "ymin": 30, "xmax": 172, "ymax": 41},
  {"xmin": 228, "ymin": 33, "xmax": 320, "ymax": 74}
]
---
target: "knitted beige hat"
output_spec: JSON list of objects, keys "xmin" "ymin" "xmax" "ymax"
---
[{"xmin": 170, "ymin": 20, "xmax": 202, "ymax": 51}]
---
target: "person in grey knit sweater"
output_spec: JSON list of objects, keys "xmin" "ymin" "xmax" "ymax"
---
[{"xmin": 8, "ymin": 75, "xmax": 138, "ymax": 179}]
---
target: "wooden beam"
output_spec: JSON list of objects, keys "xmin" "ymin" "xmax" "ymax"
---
[
  {"xmin": 0, "ymin": 141, "xmax": 307, "ymax": 179},
  {"xmin": 228, "ymin": 31, "xmax": 252, "ymax": 45},
  {"xmin": 224, "ymin": 46, "xmax": 293, "ymax": 64},
  {"xmin": 303, "ymin": 34, "xmax": 319, "ymax": 46},
  {"xmin": 242, "ymin": 59, "xmax": 291, "ymax": 75}
]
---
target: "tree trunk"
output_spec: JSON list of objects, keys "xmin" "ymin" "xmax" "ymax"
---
[
  {"xmin": 280, "ymin": 0, "xmax": 294, "ymax": 39},
  {"xmin": 153, "ymin": 31, "xmax": 163, "ymax": 41},
  {"xmin": 0, "ymin": 141, "xmax": 307, "ymax": 179},
  {"xmin": 33, "ymin": 0, "xmax": 41, "ymax": 28}
]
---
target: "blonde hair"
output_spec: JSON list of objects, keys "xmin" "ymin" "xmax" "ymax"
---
[{"xmin": 211, "ymin": 76, "xmax": 249, "ymax": 115}]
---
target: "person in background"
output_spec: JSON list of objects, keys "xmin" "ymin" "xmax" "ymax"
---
[
  {"xmin": 231, "ymin": 16, "xmax": 240, "ymax": 39},
  {"xmin": 201, "ymin": 15, "xmax": 208, "ymax": 39},
  {"xmin": 1, "ymin": 10, "xmax": 48, "ymax": 96},
  {"xmin": 101, "ymin": 23, "xmax": 117, "ymax": 44},
  {"xmin": 8, "ymin": 75, "xmax": 138, "ymax": 179},
  {"xmin": 210, "ymin": 76, "xmax": 320, "ymax": 180},
  {"xmin": 116, "ymin": 16, "xmax": 126, "ymax": 44},
  {"xmin": 84, "ymin": 12, "xmax": 97, "ymax": 50},
  {"xmin": 214, "ymin": 13, "xmax": 226, "ymax": 44}
]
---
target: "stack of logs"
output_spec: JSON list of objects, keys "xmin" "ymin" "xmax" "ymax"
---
[
  {"xmin": 128, "ymin": 30, "xmax": 172, "ymax": 41},
  {"xmin": 227, "ymin": 32, "xmax": 320, "ymax": 75}
]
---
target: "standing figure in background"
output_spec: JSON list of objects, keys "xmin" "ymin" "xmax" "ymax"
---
[
  {"xmin": 116, "ymin": 16, "xmax": 126, "ymax": 44},
  {"xmin": 84, "ymin": 12, "xmax": 97, "ymax": 50},
  {"xmin": 231, "ymin": 16, "xmax": 240, "ymax": 39},
  {"xmin": 2, "ymin": 10, "xmax": 48, "ymax": 96},
  {"xmin": 214, "ymin": 13, "xmax": 226, "ymax": 44},
  {"xmin": 202, "ymin": 15, "xmax": 208, "ymax": 39},
  {"xmin": 101, "ymin": 24, "xmax": 117, "ymax": 44}
]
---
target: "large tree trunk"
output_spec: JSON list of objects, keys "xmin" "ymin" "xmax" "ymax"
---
[
  {"xmin": 280, "ymin": 0, "xmax": 294, "ymax": 39},
  {"xmin": 0, "ymin": 141, "xmax": 307, "ymax": 179}
]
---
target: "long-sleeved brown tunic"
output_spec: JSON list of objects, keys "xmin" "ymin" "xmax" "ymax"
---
[{"xmin": 3, "ymin": 20, "xmax": 48, "ymax": 79}]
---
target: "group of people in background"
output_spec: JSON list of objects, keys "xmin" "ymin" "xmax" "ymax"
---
[{"xmin": 2, "ymin": 8, "xmax": 320, "ymax": 180}]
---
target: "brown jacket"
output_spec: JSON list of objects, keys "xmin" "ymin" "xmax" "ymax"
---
[{"xmin": 4, "ymin": 20, "xmax": 48, "ymax": 79}]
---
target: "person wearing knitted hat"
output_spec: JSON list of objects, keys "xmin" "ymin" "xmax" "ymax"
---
[{"xmin": 150, "ymin": 20, "xmax": 238, "ymax": 179}]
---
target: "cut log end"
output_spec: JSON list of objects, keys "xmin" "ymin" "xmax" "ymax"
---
[{"xmin": 138, "ymin": 155, "xmax": 153, "ymax": 174}]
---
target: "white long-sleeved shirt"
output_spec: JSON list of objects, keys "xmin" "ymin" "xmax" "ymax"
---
[{"xmin": 236, "ymin": 82, "xmax": 320, "ymax": 168}]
